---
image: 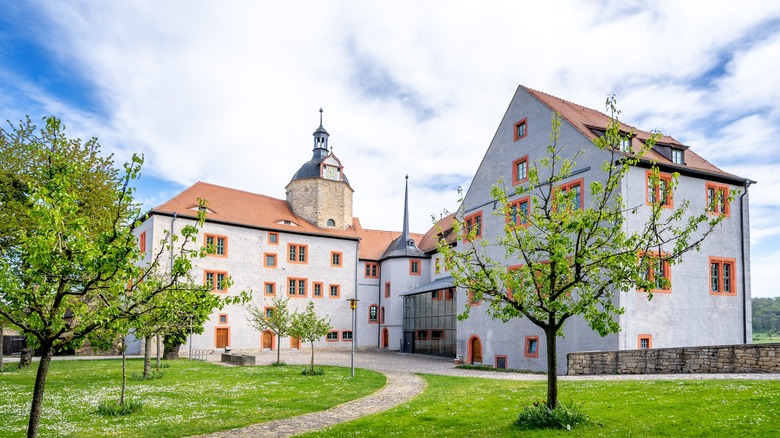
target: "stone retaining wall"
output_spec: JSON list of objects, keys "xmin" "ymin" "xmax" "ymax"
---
[{"xmin": 568, "ymin": 343, "xmax": 780, "ymax": 375}]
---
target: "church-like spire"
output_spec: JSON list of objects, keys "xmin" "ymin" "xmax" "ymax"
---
[
  {"xmin": 312, "ymin": 108, "xmax": 329, "ymax": 160},
  {"xmin": 402, "ymin": 175, "xmax": 412, "ymax": 246}
]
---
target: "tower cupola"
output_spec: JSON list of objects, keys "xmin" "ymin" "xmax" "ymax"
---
[{"xmin": 312, "ymin": 108, "xmax": 329, "ymax": 160}]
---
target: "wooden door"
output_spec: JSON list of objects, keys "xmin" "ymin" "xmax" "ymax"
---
[
  {"xmin": 215, "ymin": 328, "xmax": 229, "ymax": 348},
  {"xmin": 470, "ymin": 337, "xmax": 482, "ymax": 364},
  {"xmin": 382, "ymin": 328, "xmax": 389, "ymax": 349},
  {"xmin": 262, "ymin": 331, "xmax": 273, "ymax": 350},
  {"xmin": 290, "ymin": 336, "xmax": 300, "ymax": 350}
]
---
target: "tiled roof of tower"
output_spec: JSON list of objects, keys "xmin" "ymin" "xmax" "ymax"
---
[
  {"xmin": 150, "ymin": 182, "xmax": 359, "ymax": 239},
  {"xmin": 521, "ymin": 86, "xmax": 742, "ymax": 180}
]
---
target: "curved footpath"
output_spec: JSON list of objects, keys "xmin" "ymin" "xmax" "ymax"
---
[
  {"xmin": 196, "ymin": 371, "xmax": 425, "ymax": 438},
  {"xmin": 193, "ymin": 349, "xmax": 780, "ymax": 437}
]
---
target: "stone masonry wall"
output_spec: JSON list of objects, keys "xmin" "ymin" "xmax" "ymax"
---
[{"xmin": 568, "ymin": 343, "xmax": 780, "ymax": 375}]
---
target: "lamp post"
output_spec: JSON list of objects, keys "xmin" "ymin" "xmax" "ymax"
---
[
  {"xmin": 188, "ymin": 314, "xmax": 193, "ymax": 360},
  {"xmin": 347, "ymin": 298, "xmax": 359, "ymax": 377}
]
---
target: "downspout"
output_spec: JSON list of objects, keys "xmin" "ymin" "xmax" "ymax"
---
[
  {"xmin": 740, "ymin": 180, "xmax": 752, "ymax": 344},
  {"xmin": 377, "ymin": 263, "xmax": 382, "ymax": 348},
  {"xmin": 169, "ymin": 212, "xmax": 177, "ymax": 274}
]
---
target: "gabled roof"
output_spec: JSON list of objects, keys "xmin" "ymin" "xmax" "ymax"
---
[
  {"xmin": 149, "ymin": 181, "xmax": 358, "ymax": 240},
  {"xmin": 522, "ymin": 86, "xmax": 743, "ymax": 180},
  {"xmin": 354, "ymin": 224, "xmax": 424, "ymax": 261},
  {"xmin": 418, "ymin": 213, "xmax": 456, "ymax": 253}
]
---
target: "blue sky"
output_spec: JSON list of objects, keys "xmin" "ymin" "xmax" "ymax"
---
[{"xmin": 1, "ymin": 1, "xmax": 779, "ymax": 297}]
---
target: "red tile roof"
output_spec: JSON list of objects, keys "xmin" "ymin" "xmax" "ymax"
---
[
  {"xmin": 151, "ymin": 181, "xmax": 359, "ymax": 239},
  {"xmin": 522, "ymin": 86, "xmax": 742, "ymax": 179},
  {"xmin": 419, "ymin": 213, "xmax": 456, "ymax": 253}
]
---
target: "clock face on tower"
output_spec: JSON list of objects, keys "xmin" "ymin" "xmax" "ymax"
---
[{"xmin": 323, "ymin": 165, "xmax": 339, "ymax": 181}]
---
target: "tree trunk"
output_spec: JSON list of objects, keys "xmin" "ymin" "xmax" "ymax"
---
[
  {"xmin": 18, "ymin": 341, "xmax": 33, "ymax": 369},
  {"xmin": 163, "ymin": 341, "xmax": 180, "ymax": 360},
  {"xmin": 276, "ymin": 334, "xmax": 281, "ymax": 364},
  {"xmin": 143, "ymin": 335, "xmax": 152, "ymax": 379},
  {"xmin": 26, "ymin": 343, "xmax": 53, "ymax": 438},
  {"xmin": 0, "ymin": 325, "xmax": 4, "ymax": 368},
  {"xmin": 309, "ymin": 341, "xmax": 315, "ymax": 372},
  {"xmin": 155, "ymin": 334, "xmax": 161, "ymax": 368},
  {"xmin": 120, "ymin": 338, "xmax": 127, "ymax": 405},
  {"xmin": 545, "ymin": 327, "xmax": 558, "ymax": 409}
]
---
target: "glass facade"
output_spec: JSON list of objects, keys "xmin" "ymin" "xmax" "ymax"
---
[{"xmin": 403, "ymin": 288, "xmax": 457, "ymax": 357}]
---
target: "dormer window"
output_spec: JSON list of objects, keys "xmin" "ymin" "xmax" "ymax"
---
[
  {"xmin": 671, "ymin": 149, "xmax": 684, "ymax": 165},
  {"xmin": 514, "ymin": 118, "xmax": 528, "ymax": 142},
  {"xmin": 327, "ymin": 219, "xmax": 336, "ymax": 227},
  {"xmin": 620, "ymin": 137, "xmax": 631, "ymax": 153}
]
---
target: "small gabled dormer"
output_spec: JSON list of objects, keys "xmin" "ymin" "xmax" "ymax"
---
[{"xmin": 652, "ymin": 142, "xmax": 688, "ymax": 166}]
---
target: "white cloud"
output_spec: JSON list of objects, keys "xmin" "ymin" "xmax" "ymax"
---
[{"xmin": 3, "ymin": 1, "xmax": 780, "ymax": 296}]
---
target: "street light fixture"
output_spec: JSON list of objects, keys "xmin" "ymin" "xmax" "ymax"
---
[{"xmin": 347, "ymin": 298, "xmax": 359, "ymax": 377}]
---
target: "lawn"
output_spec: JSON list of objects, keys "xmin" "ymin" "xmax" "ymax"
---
[
  {"xmin": 305, "ymin": 375, "xmax": 780, "ymax": 437},
  {"xmin": 753, "ymin": 331, "xmax": 780, "ymax": 344},
  {"xmin": 0, "ymin": 359, "xmax": 385, "ymax": 437}
]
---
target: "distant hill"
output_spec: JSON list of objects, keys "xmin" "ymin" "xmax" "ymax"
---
[{"xmin": 753, "ymin": 297, "xmax": 780, "ymax": 333}]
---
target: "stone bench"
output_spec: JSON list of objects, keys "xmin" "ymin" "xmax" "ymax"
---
[{"xmin": 221, "ymin": 353, "xmax": 256, "ymax": 366}]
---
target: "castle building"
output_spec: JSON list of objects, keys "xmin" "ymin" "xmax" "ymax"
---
[
  {"xmin": 455, "ymin": 86, "xmax": 753, "ymax": 371},
  {"xmin": 135, "ymin": 86, "xmax": 752, "ymax": 372}
]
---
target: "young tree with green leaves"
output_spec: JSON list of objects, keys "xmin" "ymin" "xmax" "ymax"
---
[
  {"xmin": 437, "ymin": 98, "xmax": 732, "ymax": 410},
  {"xmin": 247, "ymin": 296, "xmax": 292, "ymax": 364},
  {"xmin": 0, "ymin": 117, "xmax": 229, "ymax": 437},
  {"xmin": 288, "ymin": 302, "xmax": 331, "ymax": 373}
]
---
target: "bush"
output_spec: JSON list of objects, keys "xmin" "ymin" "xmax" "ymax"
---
[
  {"xmin": 270, "ymin": 361, "xmax": 287, "ymax": 367},
  {"xmin": 456, "ymin": 364, "xmax": 544, "ymax": 374},
  {"xmin": 157, "ymin": 362, "xmax": 171, "ymax": 369},
  {"xmin": 301, "ymin": 367, "xmax": 324, "ymax": 376},
  {"xmin": 515, "ymin": 401, "xmax": 589, "ymax": 430},
  {"xmin": 96, "ymin": 399, "xmax": 143, "ymax": 416},
  {"xmin": 131, "ymin": 370, "xmax": 164, "ymax": 381},
  {"xmin": 0, "ymin": 364, "xmax": 19, "ymax": 373}
]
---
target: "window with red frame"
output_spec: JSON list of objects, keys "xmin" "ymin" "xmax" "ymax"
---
[
  {"xmin": 709, "ymin": 257, "xmax": 736, "ymax": 295},
  {"xmin": 557, "ymin": 179, "xmax": 583, "ymax": 211},
  {"xmin": 512, "ymin": 156, "xmax": 529, "ymax": 185},
  {"xmin": 646, "ymin": 171, "xmax": 673, "ymax": 208},
  {"xmin": 508, "ymin": 197, "xmax": 530, "ymax": 227},
  {"xmin": 514, "ymin": 118, "xmax": 528, "ymax": 141},
  {"xmin": 288, "ymin": 244, "xmax": 308, "ymax": 263},
  {"xmin": 287, "ymin": 278, "xmax": 307, "ymax": 297},
  {"xmin": 365, "ymin": 262, "xmax": 379, "ymax": 278},
  {"xmin": 464, "ymin": 211, "xmax": 483, "ymax": 239},
  {"xmin": 368, "ymin": 304, "xmax": 378, "ymax": 323},
  {"xmin": 639, "ymin": 253, "xmax": 671, "ymax": 293},
  {"xmin": 409, "ymin": 259, "xmax": 421, "ymax": 276},
  {"xmin": 638, "ymin": 334, "xmax": 653, "ymax": 349},
  {"xmin": 204, "ymin": 271, "xmax": 227, "ymax": 292},
  {"xmin": 331, "ymin": 251, "xmax": 342, "ymax": 267},
  {"xmin": 205, "ymin": 234, "xmax": 228, "ymax": 256},
  {"xmin": 524, "ymin": 336, "xmax": 539, "ymax": 358},
  {"xmin": 706, "ymin": 183, "xmax": 730, "ymax": 216},
  {"xmin": 385, "ymin": 282, "xmax": 391, "ymax": 298}
]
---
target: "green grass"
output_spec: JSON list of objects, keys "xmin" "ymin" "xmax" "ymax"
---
[
  {"xmin": 0, "ymin": 359, "xmax": 385, "ymax": 437},
  {"xmin": 753, "ymin": 331, "xmax": 780, "ymax": 344},
  {"xmin": 305, "ymin": 375, "xmax": 780, "ymax": 437}
]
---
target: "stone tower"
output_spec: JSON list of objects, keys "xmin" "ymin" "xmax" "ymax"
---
[{"xmin": 285, "ymin": 109, "xmax": 354, "ymax": 229}]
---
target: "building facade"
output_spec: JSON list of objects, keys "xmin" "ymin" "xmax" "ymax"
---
[
  {"xmin": 453, "ymin": 86, "xmax": 753, "ymax": 372},
  {"xmin": 136, "ymin": 86, "xmax": 752, "ymax": 373}
]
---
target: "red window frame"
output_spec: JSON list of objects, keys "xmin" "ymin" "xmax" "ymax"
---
[
  {"xmin": 364, "ymin": 262, "xmax": 379, "ymax": 278},
  {"xmin": 524, "ymin": 336, "xmax": 539, "ymax": 358},
  {"xmin": 645, "ymin": 171, "xmax": 673, "ymax": 208},
  {"xmin": 287, "ymin": 243, "xmax": 309, "ymax": 264},
  {"xmin": 638, "ymin": 334, "xmax": 653, "ymax": 350},
  {"xmin": 204, "ymin": 234, "xmax": 228, "ymax": 257},
  {"xmin": 512, "ymin": 155, "xmax": 529, "ymax": 185},
  {"xmin": 463, "ymin": 211, "xmax": 483, "ymax": 240},
  {"xmin": 204, "ymin": 270, "xmax": 228, "ymax": 293},
  {"xmin": 706, "ymin": 183, "xmax": 730, "ymax": 217},
  {"xmin": 409, "ymin": 259, "xmax": 421, "ymax": 276},
  {"xmin": 264, "ymin": 282, "xmax": 276, "ymax": 296},
  {"xmin": 709, "ymin": 257, "xmax": 736, "ymax": 296},
  {"xmin": 331, "ymin": 251, "xmax": 343, "ymax": 267},
  {"xmin": 507, "ymin": 197, "xmax": 530, "ymax": 228},
  {"xmin": 514, "ymin": 117, "xmax": 528, "ymax": 142},
  {"xmin": 638, "ymin": 252, "xmax": 671, "ymax": 294},
  {"xmin": 287, "ymin": 277, "xmax": 308, "ymax": 298}
]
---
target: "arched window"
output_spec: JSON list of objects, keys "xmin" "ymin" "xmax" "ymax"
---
[
  {"xmin": 327, "ymin": 219, "xmax": 336, "ymax": 227},
  {"xmin": 368, "ymin": 304, "xmax": 378, "ymax": 323},
  {"xmin": 380, "ymin": 306, "xmax": 385, "ymax": 324}
]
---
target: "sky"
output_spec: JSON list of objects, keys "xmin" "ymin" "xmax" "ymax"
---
[{"xmin": 1, "ymin": 1, "xmax": 778, "ymax": 297}]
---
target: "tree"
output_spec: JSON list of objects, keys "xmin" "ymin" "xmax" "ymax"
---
[
  {"xmin": 0, "ymin": 117, "xmax": 219, "ymax": 437},
  {"xmin": 247, "ymin": 296, "xmax": 292, "ymax": 364},
  {"xmin": 288, "ymin": 302, "xmax": 331, "ymax": 373},
  {"xmin": 437, "ymin": 98, "xmax": 731, "ymax": 410}
]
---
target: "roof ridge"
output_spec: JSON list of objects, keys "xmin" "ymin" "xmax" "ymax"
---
[{"xmin": 521, "ymin": 84, "xmax": 644, "ymax": 134}]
